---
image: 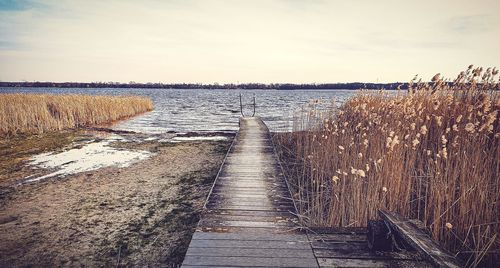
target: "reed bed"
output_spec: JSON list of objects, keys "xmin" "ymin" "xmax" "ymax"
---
[
  {"xmin": 274, "ymin": 66, "xmax": 499, "ymax": 267},
  {"xmin": 0, "ymin": 93, "xmax": 153, "ymax": 137}
]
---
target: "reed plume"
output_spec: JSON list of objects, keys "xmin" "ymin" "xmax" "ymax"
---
[{"xmin": 275, "ymin": 66, "xmax": 499, "ymax": 267}]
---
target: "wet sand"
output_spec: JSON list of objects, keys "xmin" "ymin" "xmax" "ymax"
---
[{"xmin": 0, "ymin": 132, "xmax": 232, "ymax": 267}]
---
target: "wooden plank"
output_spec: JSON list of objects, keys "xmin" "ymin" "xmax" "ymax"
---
[
  {"xmin": 211, "ymin": 186, "xmax": 289, "ymax": 192},
  {"xmin": 313, "ymin": 249, "xmax": 424, "ymax": 261},
  {"xmin": 308, "ymin": 227, "xmax": 368, "ymax": 234},
  {"xmin": 209, "ymin": 192, "xmax": 271, "ymax": 198},
  {"xmin": 213, "ymin": 180, "xmax": 285, "ymax": 185},
  {"xmin": 317, "ymin": 258, "xmax": 430, "ymax": 268},
  {"xmin": 204, "ymin": 205, "xmax": 295, "ymax": 211},
  {"xmin": 311, "ymin": 241, "xmax": 369, "ymax": 251},
  {"xmin": 212, "ymin": 185, "xmax": 290, "ymax": 191},
  {"xmin": 183, "ymin": 256, "xmax": 318, "ymax": 267},
  {"xmin": 216, "ymin": 176, "xmax": 283, "ymax": 181},
  {"xmin": 192, "ymin": 232, "xmax": 307, "ymax": 241},
  {"xmin": 183, "ymin": 266, "xmax": 240, "ymax": 268},
  {"xmin": 188, "ymin": 239, "xmax": 312, "ymax": 249},
  {"xmin": 183, "ymin": 266, "xmax": 249, "ymax": 268},
  {"xmin": 209, "ymin": 195, "xmax": 290, "ymax": 202},
  {"xmin": 207, "ymin": 200, "xmax": 291, "ymax": 206},
  {"xmin": 211, "ymin": 188, "xmax": 290, "ymax": 194},
  {"xmin": 308, "ymin": 234, "xmax": 367, "ymax": 243},
  {"xmin": 204, "ymin": 209, "xmax": 294, "ymax": 217},
  {"xmin": 186, "ymin": 247, "xmax": 315, "ymax": 258},
  {"xmin": 201, "ymin": 214, "xmax": 298, "ymax": 223},
  {"xmin": 198, "ymin": 219, "xmax": 296, "ymax": 228},
  {"xmin": 196, "ymin": 226, "xmax": 304, "ymax": 234},
  {"xmin": 379, "ymin": 210, "xmax": 462, "ymax": 268},
  {"xmin": 206, "ymin": 200, "xmax": 293, "ymax": 207},
  {"xmin": 210, "ymin": 195, "xmax": 292, "ymax": 201}
]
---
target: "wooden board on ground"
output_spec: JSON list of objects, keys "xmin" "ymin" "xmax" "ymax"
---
[{"xmin": 379, "ymin": 209, "xmax": 463, "ymax": 268}]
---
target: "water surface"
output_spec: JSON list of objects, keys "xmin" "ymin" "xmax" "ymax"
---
[{"xmin": 0, "ymin": 88, "xmax": 358, "ymax": 133}]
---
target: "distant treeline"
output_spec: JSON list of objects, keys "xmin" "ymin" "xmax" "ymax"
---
[{"xmin": 0, "ymin": 81, "xmax": 408, "ymax": 90}]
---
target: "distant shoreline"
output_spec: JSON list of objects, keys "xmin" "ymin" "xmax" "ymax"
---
[{"xmin": 0, "ymin": 82, "xmax": 407, "ymax": 90}]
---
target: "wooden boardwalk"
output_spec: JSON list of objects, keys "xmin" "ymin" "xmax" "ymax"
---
[
  {"xmin": 182, "ymin": 117, "xmax": 318, "ymax": 267},
  {"xmin": 182, "ymin": 117, "xmax": 431, "ymax": 268}
]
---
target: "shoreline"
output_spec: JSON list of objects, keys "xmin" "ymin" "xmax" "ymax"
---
[{"xmin": 0, "ymin": 130, "xmax": 233, "ymax": 266}]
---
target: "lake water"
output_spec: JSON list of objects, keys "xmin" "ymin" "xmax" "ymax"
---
[{"xmin": 0, "ymin": 88, "xmax": 358, "ymax": 133}]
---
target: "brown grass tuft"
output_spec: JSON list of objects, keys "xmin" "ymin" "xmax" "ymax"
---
[{"xmin": 0, "ymin": 93, "xmax": 153, "ymax": 137}]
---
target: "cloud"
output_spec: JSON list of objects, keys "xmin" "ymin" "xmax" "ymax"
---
[
  {"xmin": 448, "ymin": 14, "xmax": 497, "ymax": 34},
  {"xmin": 0, "ymin": 0, "xmax": 499, "ymax": 83}
]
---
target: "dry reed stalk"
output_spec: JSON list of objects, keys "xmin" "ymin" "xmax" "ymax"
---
[
  {"xmin": 0, "ymin": 93, "xmax": 153, "ymax": 137},
  {"xmin": 274, "ymin": 66, "xmax": 499, "ymax": 267}
]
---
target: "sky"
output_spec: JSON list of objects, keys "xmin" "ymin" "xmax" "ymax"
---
[{"xmin": 0, "ymin": 0, "xmax": 499, "ymax": 83}]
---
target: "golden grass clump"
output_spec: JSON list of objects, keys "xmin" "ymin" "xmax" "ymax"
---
[
  {"xmin": 275, "ymin": 66, "xmax": 499, "ymax": 267},
  {"xmin": 0, "ymin": 93, "xmax": 153, "ymax": 137}
]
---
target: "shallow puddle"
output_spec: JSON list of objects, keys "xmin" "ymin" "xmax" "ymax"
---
[{"xmin": 24, "ymin": 135, "xmax": 152, "ymax": 183}]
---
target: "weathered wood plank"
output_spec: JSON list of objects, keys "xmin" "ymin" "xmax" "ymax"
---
[
  {"xmin": 209, "ymin": 196, "xmax": 291, "ymax": 203},
  {"xmin": 317, "ymin": 258, "xmax": 430, "ymax": 268},
  {"xmin": 213, "ymin": 185, "xmax": 290, "ymax": 191},
  {"xmin": 203, "ymin": 209, "xmax": 294, "ymax": 217},
  {"xmin": 216, "ymin": 176, "xmax": 283, "ymax": 181},
  {"xmin": 188, "ymin": 239, "xmax": 312, "ymax": 249},
  {"xmin": 186, "ymin": 247, "xmax": 315, "ymax": 258},
  {"xmin": 191, "ymin": 232, "xmax": 307, "ymax": 241},
  {"xmin": 204, "ymin": 205, "xmax": 295, "ymax": 211},
  {"xmin": 200, "ymin": 214, "xmax": 298, "ymax": 223},
  {"xmin": 209, "ymin": 192, "xmax": 272, "ymax": 198},
  {"xmin": 198, "ymin": 219, "xmax": 297, "ymax": 228},
  {"xmin": 207, "ymin": 200, "xmax": 293, "ymax": 207},
  {"xmin": 212, "ymin": 187, "xmax": 290, "ymax": 192},
  {"xmin": 308, "ymin": 227, "xmax": 368, "ymax": 234},
  {"xmin": 313, "ymin": 249, "xmax": 424, "ymax": 261},
  {"xmin": 183, "ymin": 256, "xmax": 318, "ymax": 267},
  {"xmin": 196, "ymin": 226, "xmax": 304, "ymax": 234},
  {"xmin": 311, "ymin": 241, "xmax": 369, "ymax": 251},
  {"xmin": 379, "ymin": 210, "xmax": 462, "ymax": 268},
  {"xmin": 308, "ymin": 234, "xmax": 367, "ymax": 243}
]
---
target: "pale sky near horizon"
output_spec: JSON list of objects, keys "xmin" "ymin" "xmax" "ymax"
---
[{"xmin": 0, "ymin": 0, "xmax": 499, "ymax": 83}]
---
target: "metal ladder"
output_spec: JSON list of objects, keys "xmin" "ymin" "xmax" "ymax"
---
[{"xmin": 239, "ymin": 93, "xmax": 256, "ymax": 117}]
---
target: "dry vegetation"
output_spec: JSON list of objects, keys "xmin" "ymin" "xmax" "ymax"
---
[
  {"xmin": 0, "ymin": 93, "xmax": 153, "ymax": 137},
  {"xmin": 275, "ymin": 66, "xmax": 499, "ymax": 267}
]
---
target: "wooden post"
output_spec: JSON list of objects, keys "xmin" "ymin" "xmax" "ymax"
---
[
  {"xmin": 367, "ymin": 220, "xmax": 392, "ymax": 251},
  {"xmin": 252, "ymin": 94, "xmax": 256, "ymax": 117},
  {"xmin": 239, "ymin": 93, "xmax": 244, "ymax": 117}
]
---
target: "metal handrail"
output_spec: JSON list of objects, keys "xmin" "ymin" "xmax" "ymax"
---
[{"xmin": 239, "ymin": 93, "xmax": 256, "ymax": 117}]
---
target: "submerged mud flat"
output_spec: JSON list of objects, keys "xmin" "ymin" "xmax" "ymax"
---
[{"xmin": 0, "ymin": 131, "xmax": 232, "ymax": 267}]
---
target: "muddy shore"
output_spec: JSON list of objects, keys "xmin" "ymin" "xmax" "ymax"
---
[{"xmin": 0, "ymin": 131, "xmax": 232, "ymax": 267}]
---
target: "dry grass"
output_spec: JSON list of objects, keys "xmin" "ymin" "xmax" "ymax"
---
[
  {"xmin": 275, "ymin": 66, "xmax": 499, "ymax": 267},
  {"xmin": 0, "ymin": 93, "xmax": 153, "ymax": 137}
]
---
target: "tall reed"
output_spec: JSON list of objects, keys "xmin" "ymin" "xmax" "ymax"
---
[
  {"xmin": 275, "ymin": 66, "xmax": 499, "ymax": 267},
  {"xmin": 0, "ymin": 93, "xmax": 153, "ymax": 137}
]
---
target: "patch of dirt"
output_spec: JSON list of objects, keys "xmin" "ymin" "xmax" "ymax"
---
[{"xmin": 0, "ymin": 135, "xmax": 231, "ymax": 267}]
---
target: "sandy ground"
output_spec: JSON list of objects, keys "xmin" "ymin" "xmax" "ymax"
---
[{"xmin": 0, "ymin": 133, "xmax": 231, "ymax": 267}]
